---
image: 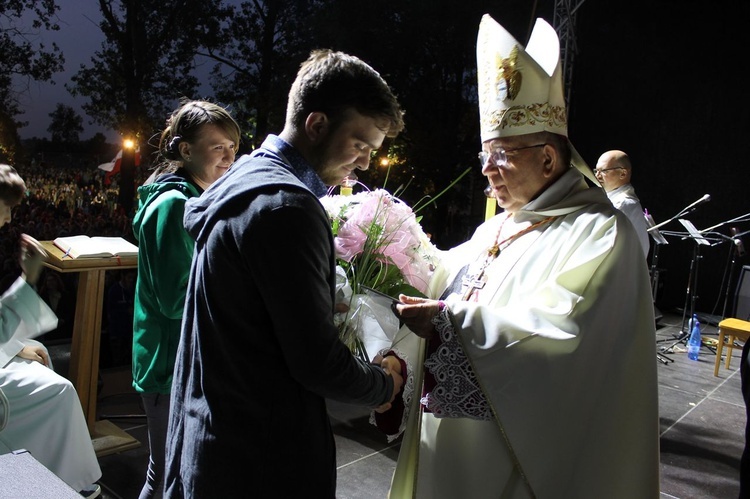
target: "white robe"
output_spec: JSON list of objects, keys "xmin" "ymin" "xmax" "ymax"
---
[
  {"xmin": 0, "ymin": 277, "xmax": 101, "ymax": 492},
  {"xmin": 386, "ymin": 170, "xmax": 659, "ymax": 499},
  {"xmin": 607, "ymin": 183, "xmax": 650, "ymax": 258}
]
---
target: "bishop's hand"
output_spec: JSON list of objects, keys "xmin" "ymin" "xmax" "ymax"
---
[{"xmin": 392, "ymin": 295, "xmax": 441, "ymax": 339}]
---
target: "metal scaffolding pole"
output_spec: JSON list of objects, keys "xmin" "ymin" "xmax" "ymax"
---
[{"xmin": 552, "ymin": 0, "xmax": 586, "ymax": 106}]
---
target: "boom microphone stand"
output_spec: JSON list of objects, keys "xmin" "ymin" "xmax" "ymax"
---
[
  {"xmin": 649, "ymin": 194, "xmax": 714, "ymax": 357},
  {"xmin": 658, "ymin": 220, "xmax": 722, "ymax": 355},
  {"xmin": 647, "ymin": 194, "xmax": 712, "ymax": 235},
  {"xmin": 719, "ymin": 227, "xmax": 748, "ymax": 319},
  {"xmin": 645, "ymin": 213, "xmax": 672, "ymax": 364},
  {"xmin": 693, "ymin": 212, "xmax": 750, "ymax": 320}
]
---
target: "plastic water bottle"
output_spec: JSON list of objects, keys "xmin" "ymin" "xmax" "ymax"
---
[{"xmin": 687, "ymin": 315, "xmax": 701, "ymax": 361}]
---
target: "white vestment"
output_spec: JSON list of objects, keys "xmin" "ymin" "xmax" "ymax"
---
[
  {"xmin": 385, "ymin": 170, "xmax": 659, "ymax": 499},
  {"xmin": 0, "ymin": 277, "xmax": 101, "ymax": 492},
  {"xmin": 607, "ymin": 183, "xmax": 650, "ymax": 257}
]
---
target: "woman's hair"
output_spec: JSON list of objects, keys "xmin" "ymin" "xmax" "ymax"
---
[
  {"xmin": 0, "ymin": 164, "xmax": 26, "ymax": 206},
  {"xmin": 153, "ymin": 100, "xmax": 241, "ymax": 176}
]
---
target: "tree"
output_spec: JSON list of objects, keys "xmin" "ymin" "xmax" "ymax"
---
[
  {"xmin": 0, "ymin": 108, "xmax": 21, "ymax": 163},
  {"xmin": 68, "ymin": 0, "xmax": 232, "ymax": 214},
  {"xmin": 0, "ymin": 0, "xmax": 65, "ymax": 159},
  {"xmin": 204, "ymin": 0, "xmax": 321, "ymax": 148},
  {"xmin": 48, "ymin": 103, "xmax": 83, "ymax": 143},
  {"xmin": 68, "ymin": 0, "xmax": 232, "ymax": 141}
]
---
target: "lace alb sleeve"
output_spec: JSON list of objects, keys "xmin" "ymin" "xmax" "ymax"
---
[{"xmin": 422, "ymin": 305, "xmax": 492, "ymax": 421}]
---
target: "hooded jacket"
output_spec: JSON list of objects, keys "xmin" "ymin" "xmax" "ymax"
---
[
  {"xmin": 132, "ymin": 172, "xmax": 201, "ymax": 394},
  {"xmin": 164, "ymin": 135, "xmax": 394, "ymax": 498}
]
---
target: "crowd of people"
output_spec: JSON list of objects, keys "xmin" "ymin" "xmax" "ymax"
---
[
  {"xmin": 0, "ymin": 13, "xmax": 680, "ymax": 499},
  {"xmin": 0, "ymin": 162, "xmax": 145, "ymax": 373},
  {"xmin": 0, "ymin": 165, "xmax": 142, "ymax": 291}
]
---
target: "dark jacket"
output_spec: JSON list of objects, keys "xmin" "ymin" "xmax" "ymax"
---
[{"xmin": 165, "ymin": 136, "xmax": 393, "ymax": 498}]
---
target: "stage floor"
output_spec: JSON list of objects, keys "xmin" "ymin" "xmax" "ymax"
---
[{"xmin": 77, "ymin": 310, "xmax": 745, "ymax": 498}]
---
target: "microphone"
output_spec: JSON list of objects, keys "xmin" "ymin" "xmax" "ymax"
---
[
  {"xmin": 735, "ymin": 239, "xmax": 746, "ymax": 257},
  {"xmin": 680, "ymin": 194, "xmax": 711, "ymax": 214},
  {"xmin": 731, "ymin": 227, "xmax": 746, "ymax": 257}
]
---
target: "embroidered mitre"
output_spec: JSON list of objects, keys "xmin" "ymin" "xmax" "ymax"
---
[{"xmin": 476, "ymin": 15, "xmax": 597, "ymax": 184}]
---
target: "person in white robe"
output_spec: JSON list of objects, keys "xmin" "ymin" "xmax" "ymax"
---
[
  {"xmin": 374, "ymin": 16, "xmax": 660, "ymax": 499},
  {"xmin": 595, "ymin": 149, "xmax": 651, "ymax": 258},
  {"xmin": 0, "ymin": 163, "xmax": 102, "ymax": 496}
]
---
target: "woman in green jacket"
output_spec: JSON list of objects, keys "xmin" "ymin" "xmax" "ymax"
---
[{"xmin": 132, "ymin": 100, "xmax": 240, "ymax": 499}]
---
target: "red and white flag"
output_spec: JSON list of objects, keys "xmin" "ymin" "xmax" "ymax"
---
[
  {"xmin": 97, "ymin": 150, "xmax": 123, "ymax": 172},
  {"xmin": 98, "ymin": 149, "xmax": 141, "ymax": 185}
]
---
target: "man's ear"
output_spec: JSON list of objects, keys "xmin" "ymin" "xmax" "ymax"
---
[
  {"xmin": 541, "ymin": 143, "xmax": 557, "ymax": 177},
  {"xmin": 304, "ymin": 112, "xmax": 329, "ymax": 143}
]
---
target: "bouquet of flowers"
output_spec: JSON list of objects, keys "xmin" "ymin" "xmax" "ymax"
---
[{"xmin": 320, "ymin": 185, "xmax": 441, "ymax": 361}]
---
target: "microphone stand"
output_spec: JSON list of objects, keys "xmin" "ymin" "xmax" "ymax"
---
[
  {"xmin": 647, "ymin": 196, "xmax": 713, "ymax": 234},
  {"xmin": 658, "ymin": 222, "xmax": 722, "ymax": 356},
  {"xmin": 698, "ymin": 212, "xmax": 750, "ymax": 234},
  {"xmin": 720, "ymin": 236, "xmax": 741, "ymax": 319},
  {"xmin": 719, "ymin": 228, "xmax": 748, "ymax": 319},
  {"xmin": 645, "ymin": 213, "xmax": 672, "ymax": 364}
]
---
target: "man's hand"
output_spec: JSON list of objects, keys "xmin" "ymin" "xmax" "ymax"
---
[
  {"xmin": 374, "ymin": 355, "xmax": 403, "ymax": 413},
  {"xmin": 19, "ymin": 234, "xmax": 47, "ymax": 287},
  {"xmin": 392, "ymin": 295, "xmax": 441, "ymax": 339},
  {"xmin": 17, "ymin": 344, "xmax": 50, "ymax": 367}
]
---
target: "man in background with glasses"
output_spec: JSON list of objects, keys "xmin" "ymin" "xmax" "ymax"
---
[
  {"xmin": 376, "ymin": 15, "xmax": 659, "ymax": 499},
  {"xmin": 595, "ymin": 149, "xmax": 650, "ymax": 257}
]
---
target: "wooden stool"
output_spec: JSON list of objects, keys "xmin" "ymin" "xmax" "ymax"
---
[{"xmin": 713, "ymin": 318, "xmax": 750, "ymax": 376}]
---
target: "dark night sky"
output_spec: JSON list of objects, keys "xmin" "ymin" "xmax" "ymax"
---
[
  {"xmin": 15, "ymin": 0, "xmax": 114, "ymax": 140},
  {"xmin": 14, "ymin": 0, "xmax": 749, "ymax": 315},
  {"xmin": 572, "ymin": 0, "xmax": 749, "ymax": 315}
]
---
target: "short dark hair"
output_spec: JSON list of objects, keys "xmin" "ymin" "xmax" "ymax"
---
[
  {"xmin": 286, "ymin": 49, "xmax": 405, "ymax": 138},
  {"xmin": 522, "ymin": 131, "xmax": 571, "ymax": 167},
  {"xmin": 0, "ymin": 164, "xmax": 26, "ymax": 206}
]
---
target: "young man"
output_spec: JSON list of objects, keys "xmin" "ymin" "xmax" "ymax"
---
[
  {"xmin": 379, "ymin": 16, "xmax": 659, "ymax": 498},
  {"xmin": 164, "ymin": 50, "xmax": 405, "ymax": 498}
]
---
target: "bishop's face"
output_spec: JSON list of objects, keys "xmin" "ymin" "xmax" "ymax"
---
[{"xmin": 481, "ymin": 137, "xmax": 553, "ymax": 214}]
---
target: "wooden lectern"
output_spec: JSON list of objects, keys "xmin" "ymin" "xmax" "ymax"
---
[{"xmin": 40, "ymin": 241, "xmax": 140, "ymax": 457}]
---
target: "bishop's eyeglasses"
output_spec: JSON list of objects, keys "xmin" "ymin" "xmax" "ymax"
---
[{"xmin": 478, "ymin": 143, "xmax": 547, "ymax": 168}]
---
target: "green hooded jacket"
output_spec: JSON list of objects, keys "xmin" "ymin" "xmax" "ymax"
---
[{"xmin": 131, "ymin": 173, "xmax": 201, "ymax": 394}]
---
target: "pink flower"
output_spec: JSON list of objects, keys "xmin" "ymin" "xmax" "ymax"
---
[{"xmin": 320, "ymin": 189, "xmax": 438, "ymax": 295}]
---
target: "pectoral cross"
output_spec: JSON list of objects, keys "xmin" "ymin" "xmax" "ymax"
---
[{"xmin": 461, "ymin": 272, "xmax": 488, "ymax": 301}]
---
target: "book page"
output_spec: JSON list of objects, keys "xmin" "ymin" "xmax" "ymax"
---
[
  {"xmin": 53, "ymin": 235, "xmax": 138, "ymax": 258},
  {"xmin": 90, "ymin": 237, "xmax": 138, "ymax": 256}
]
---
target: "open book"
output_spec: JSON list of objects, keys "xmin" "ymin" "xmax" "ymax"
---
[{"xmin": 53, "ymin": 235, "xmax": 139, "ymax": 259}]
